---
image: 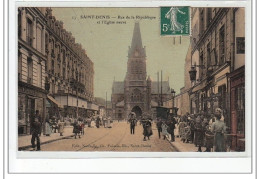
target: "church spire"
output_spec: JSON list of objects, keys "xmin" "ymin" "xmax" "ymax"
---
[
  {"xmin": 128, "ymin": 22, "xmax": 146, "ymax": 57},
  {"xmin": 131, "ymin": 22, "xmax": 143, "ymax": 49}
]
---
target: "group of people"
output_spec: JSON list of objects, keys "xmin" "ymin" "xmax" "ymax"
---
[
  {"xmin": 30, "ymin": 112, "xmax": 66, "ymax": 151},
  {"xmin": 128, "ymin": 113, "xmax": 153, "ymax": 141},
  {"xmin": 176, "ymin": 108, "xmax": 227, "ymax": 152},
  {"xmin": 45, "ymin": 117, "xmax": 65, "ymax": 137},
  {"xmin": 156, "ymin": 116, "xmax": 176, "ymax": 142}
]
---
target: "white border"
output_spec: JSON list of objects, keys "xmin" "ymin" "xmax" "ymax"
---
[{"xmin": 7, "ymin": 0, "xmax": 254, "ymax": 174}]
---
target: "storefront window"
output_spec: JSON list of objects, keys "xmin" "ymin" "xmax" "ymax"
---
[{"xmin": 236, "ymin": 86, "xmax": 245, "ymax": 134}]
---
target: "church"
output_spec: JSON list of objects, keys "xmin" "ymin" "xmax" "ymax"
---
[{"xmin": 111, "ymin": 22, "xmax": 172, "ymax": 120}]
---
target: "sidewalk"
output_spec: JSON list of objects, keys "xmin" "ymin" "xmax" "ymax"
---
[
  {"xmin": 168, "ymin": 136, "xmax": 206, "ymax": 152},
  {"xmin": 18, "ymin": 127, "xmax": 74, "ymax": 150}
]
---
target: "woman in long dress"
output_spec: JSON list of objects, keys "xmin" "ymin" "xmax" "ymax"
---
[{"xmin": 45, "ymin": 119, "xmax": 52, "ymax": 136}]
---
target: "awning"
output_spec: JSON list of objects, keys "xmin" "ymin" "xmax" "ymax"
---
[{"xmin": 47, "ymin": 95, "xmax": 64, "ymax": 108}]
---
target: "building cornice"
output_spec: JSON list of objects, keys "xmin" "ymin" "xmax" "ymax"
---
[{"xmin": 18, "ymin": 39, "xmax": 47, "ymax": 60}]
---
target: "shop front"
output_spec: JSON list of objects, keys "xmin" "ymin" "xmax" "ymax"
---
[
  {"xmin": 228, "ymin": 66, "xmax": 245, "ymax": 151},
  {"xmin": 18, "ymin": 81, "xmax": 47, "ymax": 135}
]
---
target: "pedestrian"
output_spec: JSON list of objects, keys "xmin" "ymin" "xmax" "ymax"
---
[
  {"xmin": 80, "ymin": 121, "xmax": 85, "ymax": 135},
  {"xmin": 129, "ymin": 113, "xmax": 136, "ymax": 134},
  {"xmin": 57, "ymin": 119, "xmax": 65, "ymax": 136},
  {"xmin": 202, "ymin": 117, "xmax": 209, "ymax": 148},
  {"xmin": 211, "ymin": 108, "xmax": 226, "ymax": 152},
  {"xmin": 45, "ymin": 119, "xmax": 52, "ymax": 136},
  {"xmin": 168, "ymin": 117, "xmax": 176, "ymax": 142},
  {"xmin": 87, "ymin": 117, "xmax": 91, "ymax": 127},
  {"xmin": 156, "ymin": 118, "xmax": 163, "ymax": 139},
  {"xmin": 204, "ymin": 123, "xmax": 214, "ymax": 152},
  {"xmin": 31, "ymin": 117, "xmax": 41, "ymax": 151},
  {"xmin": 73, "ymin": 120, "xmax": 81, "ymax": 139},
  {"xmin": 179, "ymin": 117, "xmax": 187, "ymax": 142},
  {"xmin": 161, "ymin": 121, "xmax": 169, "ymax": 140},
  {"xmin": 189, "ymin": 115, "xmax": 195, "ymax": 143},
  {"xmin": 143, "ymin": 119, "xmax": 152, "ymax": 141},
  {"xmin": 96, "ymin": 116, "xmax": 101, "ymax": 128},
  {"xmin": 194, "ymin": 116, "xmax": 203, "ymax": 152}
]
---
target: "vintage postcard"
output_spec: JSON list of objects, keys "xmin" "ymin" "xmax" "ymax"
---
[{"xmin": 17, "ymin": 6, "xmax": 247, "ymax": 154}]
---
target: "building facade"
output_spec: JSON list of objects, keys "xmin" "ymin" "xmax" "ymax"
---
[
  {"xmin": 18, "ymin": 7, "xmax": 95, "ymax": 135},
  {"xmin": 44, "ymin": 8, "xmax": 95, "ymax": 119},
  {"xmin": 188, "ymin": 8, "xmax": 245, "ymax": 150},
  {"xmin": 18, "ymin": 7, "xmax": 48, "ymax": 134},
  {"xmin": 111, "ymin": 22, "xmax": 172, "ymax": 120}
]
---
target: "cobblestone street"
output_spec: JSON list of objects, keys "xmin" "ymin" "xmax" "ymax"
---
[{"xmin": 38, "ymin": 121, "xmax": 177, "ymax": 152}]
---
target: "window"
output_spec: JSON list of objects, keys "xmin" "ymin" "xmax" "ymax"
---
[
  {"xmin": 218, "ymin": 85, "xmax": 226, "ymax": 113},
  {"xmin": 18, "ymin": 10, "xmax": 21, "ymax": 37},
  {"xmin": 36, "ymin": 25, "xmax": 42, "ymax": 52},
  {"xmin": 219, "ymin": 25, "xmax": 225, "ymax": 64},
  {"xmin": 27, "ymin": 58, "xmax": 33, "ymax": 84},
  {"xmin": 37, "ymin": 63, "xmax": 42, "ymax": 88},
  {"xmin": 199, "ymin": 53, "xmax": 204, "ymax": 78},
  {"xmin": 26, "ymin": 18, "xmax": 33, "ymax": 46},
  {"xmin": 207, "ymin": 43, "xmax": 211, "ymax": 67},
  {"xmin": 235, "ymin": 86, "xmax": 245, "ymax": 134},
  {"xmin": 236, "ymin": 37, "xmax": 245, "ymax": 54}
]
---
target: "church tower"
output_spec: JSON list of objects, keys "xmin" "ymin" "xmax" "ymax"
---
[{"xmin": 124, "ymin": 22, "xmax": 151, "ymax": 118}]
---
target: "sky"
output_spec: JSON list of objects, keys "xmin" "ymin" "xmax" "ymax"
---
[{"xmin": 52, "ymin": 8, "xmax": 190, "ymax": 100}]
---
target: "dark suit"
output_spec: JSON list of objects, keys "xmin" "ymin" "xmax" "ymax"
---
[
  {"xmin": 31, "ymin": 121, "xmax": 41, "ymax": 150},
  {"xmin": 129, "ymin": 118, "xmax": 136, "ymax": 134},
  {"xmin": 156, "ymin": 121, "xmax": 162, "ymax": 138},
  {"xmin": 168, "ymin": 119, "xmax": 176, "ymax": 142}
]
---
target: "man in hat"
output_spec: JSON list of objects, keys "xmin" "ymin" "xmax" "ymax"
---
[
  {"xmin": 129, "ymin": 112, "xmax": 137, "ymax": 134},
  {"xmin": 31, "ymin": 116, "xmax": 42, "ymax": 151}
]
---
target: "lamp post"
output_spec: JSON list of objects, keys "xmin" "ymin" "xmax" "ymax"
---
[{"xmin": 171, "ymin": 88, "xmax": 176, "ymax": 116}]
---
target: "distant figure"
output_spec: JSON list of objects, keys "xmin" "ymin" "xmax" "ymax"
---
[
  {"xmin": 31, "ymin": 117, "xmax": 41, "ymax": 151},
  {"xmin": 73, "ymin": 121, "xmax": 81, "ymax": 139},
  {"xmin": 45, "ymin": 119, "xmax": 52, "ymax": 136},
  {"xmin": 194, "ymin": 116, "xmax": 203, "ymax": 152},
  {"xmin": 128, "ymin": 113, "xmax": 137, "ymax": 134},
  {"xmin": 96, "ymin": 116, "xmax": 101, "ymax": 128},
  {"xmin": 161, "ymin": 121, "xmax": 169, "ymax": 140},
  {"xmin": 57, "ymin": 120, "xmax": 64, "ymax": 136},
  {"xmin": 156, "ymin": 118, "xmax": 163, "ymax": 139}
]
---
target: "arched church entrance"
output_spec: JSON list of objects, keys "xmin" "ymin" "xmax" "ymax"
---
[{"xmin": 131, "ymin": 106, "xmax": 142, "ymax": 118}]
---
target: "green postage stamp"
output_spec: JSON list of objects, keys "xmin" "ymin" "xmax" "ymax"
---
[{"xmin": 160, "ymin": 7, "xmax": 190, "ymax": 36}]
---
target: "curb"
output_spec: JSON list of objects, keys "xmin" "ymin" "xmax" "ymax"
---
[{"xmin": 18, "ymin": 134, "xmax": 75, "ymax": 151}]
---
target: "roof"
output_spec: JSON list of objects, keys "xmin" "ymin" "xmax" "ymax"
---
[{"xmin": 112, "ymin": 81, "xmax": 171, "ymax": 95}]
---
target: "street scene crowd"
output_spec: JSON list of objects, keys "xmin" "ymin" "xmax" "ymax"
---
[{"xmin": 29, "ymin": 107, "xmax": 228, "ymax": 152}]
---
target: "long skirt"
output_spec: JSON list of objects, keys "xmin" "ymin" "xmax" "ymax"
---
[
  {"xmin": 143, "ymin": 126, "xmax": 153, "ymax": 137},
  {"xmin": 45, "ymin": 123, "xmax": 52, "ymax": 135},
  {"xmin": 214, "ymin": 133, "xmax": 225, "ymax": 152}
]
